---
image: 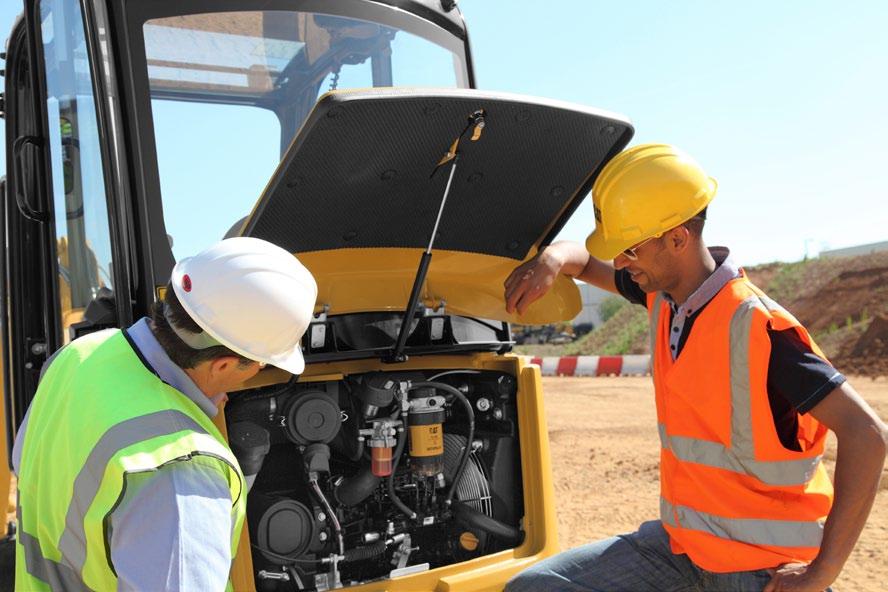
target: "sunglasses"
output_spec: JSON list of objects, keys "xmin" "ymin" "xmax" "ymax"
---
[{"xmin": 621, "ymin": 233, "xmax": 662, "ymax": 261}]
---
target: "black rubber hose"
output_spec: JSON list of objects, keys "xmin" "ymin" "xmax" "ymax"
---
[
  {"xmin": 409, "ymin": 381, "xmax": 475, "ymax": 507},
  {"xmin": 349, "ymin": 438, "xmax": 365, "ymax": 462},
  {"xmin": 334, "ymin": 465, "xmax": 381, "ymax": 507},
  {"xmin": 452, "ymin": 502, "xmax": 524, "ymax": 546},
  {"xmin": 343, "ymin": 540, "xmax": 387, "ymax": 562},
  {"xmin": 387, "ymin": 425, "xmax": 417, "ymax": 520}
]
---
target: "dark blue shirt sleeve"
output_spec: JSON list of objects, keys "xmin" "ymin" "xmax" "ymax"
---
[
  {"xmin": 767, "ymin": 327, "xmax": 845, "ymax": 415},
  {"xmin": 614, "ymin": 269, "xmax": 647, "ymax": 306},
  {"xmin": 767, "ymin": 327, "xmax": 844, "ymax": 451}
]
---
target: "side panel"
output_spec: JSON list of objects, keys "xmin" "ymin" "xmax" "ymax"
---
[{"xmin": 213, "ymin": 404, "xmax": 257, "ymax": 591}]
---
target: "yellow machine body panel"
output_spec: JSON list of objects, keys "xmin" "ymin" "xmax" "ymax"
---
[{"xmin": 298, "ymin": 247, "xmax": 581, "ymax": 325}]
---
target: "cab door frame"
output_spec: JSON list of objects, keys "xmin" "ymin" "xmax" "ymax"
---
[
  {"xmin": 2, "ymin": 0, "xmax": 140, "ymax": 451},
  {"xmin": 1, "ymin": 9, "xmax": 61, "ymax": 457}
]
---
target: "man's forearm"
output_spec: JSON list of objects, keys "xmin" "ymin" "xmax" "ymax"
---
[
  {"xmin": 810, "ymin": 420, "xmax": 887, "ymax": 580},
  {"xmin": 544, "ymin": 241, "xmax": 592, "ymax": 277},
  {"xmin": 546, "ymin": 241, "xmax": 617, "ymax": 293}
]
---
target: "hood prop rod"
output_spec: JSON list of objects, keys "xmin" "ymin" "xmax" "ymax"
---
[{"xmin": 384, "ymin": 110, "xmax": 486, "ymax": 364}]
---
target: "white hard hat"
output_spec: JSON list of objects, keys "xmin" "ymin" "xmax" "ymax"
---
[{"xmin": 170, "ymin": 237, "xmax": 318, "ymax": 375}]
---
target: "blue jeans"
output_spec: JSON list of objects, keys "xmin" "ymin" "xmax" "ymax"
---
[{"xmin": 506, "ymin": 520, "xmax": 784, "ymax": 592}]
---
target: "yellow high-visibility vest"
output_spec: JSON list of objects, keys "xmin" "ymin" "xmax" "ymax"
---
[{"xmin": 15, "ymin": 329, "xmax": 245, "ymax": 591}]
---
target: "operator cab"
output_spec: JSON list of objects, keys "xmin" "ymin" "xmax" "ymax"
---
[{"xmin": 2, "ymin": 0, "xmax": 475, "ymax": 435}]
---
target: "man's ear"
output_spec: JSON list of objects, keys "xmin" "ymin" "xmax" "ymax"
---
[
  {"xmin": 667, "ymin": 225, "xmax": 691, "ymax": 253},
  {"xmin": 208, "ymin": 355, "xmax": 242, "ymax": 377}
]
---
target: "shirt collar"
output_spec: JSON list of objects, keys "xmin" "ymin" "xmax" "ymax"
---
[
  {"xmin": 126, "ymin": 317, "xmax": 219, "ymax": 418},
  {"xmin": 664, "ymin": 246, "xmax": 741, "ymax": 314}
]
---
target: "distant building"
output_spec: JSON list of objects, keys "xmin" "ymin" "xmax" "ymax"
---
[
  {"xmin": 573, "ymin": 283, "xmax": 612, "ymax": 327},
  {"xmin": 820, "ymin": 240, "xmax": 888, "ymax": 259}
]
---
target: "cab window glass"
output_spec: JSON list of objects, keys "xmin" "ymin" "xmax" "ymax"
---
[
  {"xmin": 40, "ymin": 0, "xmax": 114, "ymax": 341},
  {"xmin": 142, "ymin": 10, "xmax": 461, "ymax": 260}
]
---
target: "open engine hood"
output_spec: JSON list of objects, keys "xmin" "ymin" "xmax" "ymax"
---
[{"xmin": 242, "ymin": 88, "xmax": 633, "ymax": 324}]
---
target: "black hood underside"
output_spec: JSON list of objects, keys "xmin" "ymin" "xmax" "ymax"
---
[{"xmin": 243, "ymin": 88, "xmax": 633, "ymax": 260}]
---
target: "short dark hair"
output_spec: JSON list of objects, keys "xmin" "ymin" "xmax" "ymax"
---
[
  {"xmin": 151, "ymin": 282, "xmax": 254, "ymax": 369},
  {"xmin": 682, "ymin": 207, "xmax": 707, "ymax": 237}
]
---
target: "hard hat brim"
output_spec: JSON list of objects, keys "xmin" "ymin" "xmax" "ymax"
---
[
  {"xmin": 269, "ymin": 347, "xmax": 306, "ymax": 376},
  {"xmin": 585, "ymin": 229, "xmax": 625, "ymax": 261}
]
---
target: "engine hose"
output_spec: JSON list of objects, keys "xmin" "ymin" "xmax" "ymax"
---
[
  {"xmin": 334, "ymin": 465, "xmax": 381, "ymax": 507},
  {"xmin": 346, "ymin": 432, "xmax": 365, "ymax": 462},
  {"xmin": 409, "ymin": 381, "xmax": 475, "ymax": 507},
  {"xmin": 285, "ymin": 565, "xmax": 307, "ymax": 590},
  {"xmin": 343, "ymin": 540, "xmax": 387, "ymax": 562},
  {"xmin": 387, "ymin": 426, "xmax": 417, "ymax": 519},
  {"xmin": 453, "ymin": 502, "xmax": 524, "ymax": 546},
  {"xmin": 309, "ymin": 478, "xmax": 344, "ymax": 557}
]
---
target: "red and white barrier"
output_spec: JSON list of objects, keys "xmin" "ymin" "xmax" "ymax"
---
[{"xmin": 526, "ymin": 355, "xmax": 651, "ymax": 377}]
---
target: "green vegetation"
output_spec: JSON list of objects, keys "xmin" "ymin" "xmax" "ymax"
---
[
  {"xmin": 599, "ymin": 296, "xmax": 626, "ymax": 323},
  {"xmin": 759, "ymin": 259, "xmax": 808, "ymax": 303},
  {"xmin": 565, "ymin": 302, "xmax": 649, "ymax": 355}
]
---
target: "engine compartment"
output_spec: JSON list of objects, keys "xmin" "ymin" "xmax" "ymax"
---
[{"xmin": 226, "ymin": 369, "xmax": 524, "ymax": 591}]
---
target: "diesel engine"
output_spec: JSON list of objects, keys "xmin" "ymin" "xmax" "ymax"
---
[{"xmin": 226, "ymin": 370, "xmax": 524, "ymax": 591}]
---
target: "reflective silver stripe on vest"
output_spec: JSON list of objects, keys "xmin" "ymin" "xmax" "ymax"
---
[
  {"xmin": 56, "ymin": 410, "xmax": 211, "ymax": 579},
  {"xmin": 659, "ymin": 429, "xmax": 820, "ymax": 486},
  {"xmin": 17, "ymin": 500, "xmax": 91, "ymax": 591},
  {"xmin": 656, "ymin": 294, "xmax": 822, "ymax": 486},
  {"xmin": 728, "ymin": 296, "xmax": 821, "ymax": 484},
  {"xmin": 659, "ymin": 496, "xmax": 678, "ymax": 528},
  {"xmin": 661, "ymin": 497, "xmax": 823, "ymax": 548}
]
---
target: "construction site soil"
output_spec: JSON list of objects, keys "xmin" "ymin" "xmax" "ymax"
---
[{"xmin": 544, "ymin": 376, "xmax": 888, "ymax": 592}]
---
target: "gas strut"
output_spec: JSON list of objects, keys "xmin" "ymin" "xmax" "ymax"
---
[{"xmin": 384, "ymin": 109, "xmax": 486, "ymax": 364}]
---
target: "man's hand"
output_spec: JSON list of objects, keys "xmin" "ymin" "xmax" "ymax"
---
[
  {"xmin": 504, "ymin": 241, "xmax": 619, "ymax": 316},
  {"xmin": 762, "ymin": 562, "xmax": 836, "ymax": 592},
  {"xmin": 504, "ymin": 249, "xmax": 565, "ymax": 315}
]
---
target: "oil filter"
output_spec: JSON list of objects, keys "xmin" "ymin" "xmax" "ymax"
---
[{"xmin": 408, "ymin": 392, "xmax": 446, "ymax": 476}]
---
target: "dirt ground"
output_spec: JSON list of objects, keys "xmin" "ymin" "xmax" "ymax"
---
[{"xmin": 542, "ymin": 375, "xmax": 888, "ymax": 592}]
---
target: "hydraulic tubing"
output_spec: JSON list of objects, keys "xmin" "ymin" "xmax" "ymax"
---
[
  {"xmin": 309, "ymin": 477, "xmax": 345, "ymax": 557},
  {"xmin": 409, "ymin": 381, "xmax": 475, "ymax": 507},
  {"xmin": 343, "ymin": 540, "xmax": 387, "ymax": 562},
  {"xmin": 387, "ymin": 425, "xmax": 417, "ymax": 519}
]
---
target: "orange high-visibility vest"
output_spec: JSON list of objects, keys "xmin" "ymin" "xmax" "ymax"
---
[{"xmin": 648, "ymin": 273, "xmax": 834, "ymax": 572}]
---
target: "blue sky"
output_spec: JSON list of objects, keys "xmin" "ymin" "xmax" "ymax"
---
[{"xmin": 1, "ymin": 1, "xmax": 885, "ymax": 266}]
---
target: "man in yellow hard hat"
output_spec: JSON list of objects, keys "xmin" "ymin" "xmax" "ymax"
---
[{"xmin": 503, "ymin": 144, "xmax": 888, "ymax": 592}]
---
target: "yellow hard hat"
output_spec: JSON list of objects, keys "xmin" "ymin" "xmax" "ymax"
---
[{"xmin": 585, "ymin": 143, "xmax": 717, "ymax": 260}]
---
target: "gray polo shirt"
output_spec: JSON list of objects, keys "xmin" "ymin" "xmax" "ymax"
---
[
  {"xmin": 661, "ymin": 247, "xmax": 740, "ymax": 360},
  {"xmin": 13, "ymin": 318, "xmax": 235, "ymax": 591}
]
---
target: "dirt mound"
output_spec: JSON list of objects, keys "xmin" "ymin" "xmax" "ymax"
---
[
  {"xmin": 834, "ymin": 314, "xmax": 888, "ymax": 377},
  {"xmin": 787, "ymin": 264, "xmax": 888, "ymax": 334},
  {"xmin": 769, "ymin": 254, "xmax": 888, "ymax": 378}
]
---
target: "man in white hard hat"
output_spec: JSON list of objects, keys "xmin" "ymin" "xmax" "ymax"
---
[{"xmin": 13, "ymin": 237, "xmax": 318, "ymax": 591}]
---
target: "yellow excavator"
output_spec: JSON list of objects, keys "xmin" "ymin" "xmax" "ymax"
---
[{"xmin": 0, "ymin": 1, "xmax": 633, "ymax": 589}]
